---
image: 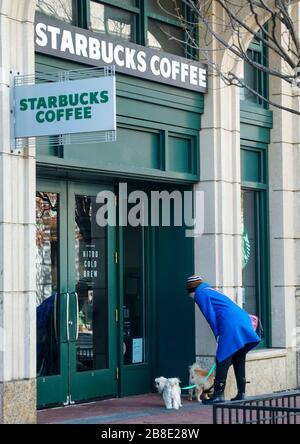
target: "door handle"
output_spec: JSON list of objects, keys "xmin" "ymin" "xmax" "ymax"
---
[
  {"xmin": 75, "ymin": 291, "xmax": 79, "ymax": 341},
  {"xmin": 66, "ymin": 292, "xmax": 70, "ymax": 342}
]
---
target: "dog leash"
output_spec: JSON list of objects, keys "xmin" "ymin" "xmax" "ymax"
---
[{"xmin": 181, "ymin": 363, "xmax": 216, "ymax": 390}]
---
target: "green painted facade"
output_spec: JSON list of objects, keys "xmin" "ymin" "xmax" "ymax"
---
[
  {"xmin": 35, "ymin": 40, "xmax": 273, "ymax": 407},
  {"xmin": 36, "ymin": 52, "xmax": 199, "ymax": 406},
  {"xmin": 36, "ymin": 55, "xmax": 202, "ymax": 183}
]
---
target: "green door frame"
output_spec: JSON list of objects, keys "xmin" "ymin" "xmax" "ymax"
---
[
  {"xmin": 241, "ymin": 185, "xmax": 270, "ymax": 348},
  {"xmin": 37, "ymin": 178, "xmax": 118, "ymax": 407},
  {"xmin": 118, "ymin": 222, "xmax": 156, "ymax": 397},
  {"xmin": 67, "ymin": 181, "xmax": 118, "ymax": 403},
  {"xmin": 116, "ymin": 179, "xmax": 156, "ymax": 397}
]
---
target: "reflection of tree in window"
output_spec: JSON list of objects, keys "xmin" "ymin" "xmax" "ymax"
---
[
  {"xmin": 241, "ymin": 32, "xmax": 268, "ymax": 107},
  {"xmin": 148, "ymin": 0, "xmax": 184, "ymax": 18},
  {"xmin": 75, "ymin": 196, "xmax": 92, "ymax": 243},
  {"xmin": 147, "ymin": 21, "xmax": 185, "ymax": 56},
  {"xmin": 241, "ymin": 190, "xmax": 257, "ymax": 314},
  {"xmin": 36, "ymin": 192, "xmax": 59, "ymax": 306},
  {"xmin": 36, "ymin": 0, "xmax": 73, "ymax": 23},
  {"xmin": 90, "ymin": 2, "xmax": 134, "ymax": 42},
  {"xmin": 36, "ymin": 192, "xmax": 59, "ymax": 377}
]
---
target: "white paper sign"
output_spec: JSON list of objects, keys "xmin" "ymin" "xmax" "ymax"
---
[
  {"xmin": 132, "ymin": 338, "xmax": 143, "ymax": 364},
  {"xmin": 14, "ymin": 76, "xmax": 116, "ymax": 138}
]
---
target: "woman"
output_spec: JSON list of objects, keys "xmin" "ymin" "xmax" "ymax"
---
[{"xmin": 187, "ymin": 275, "xmax": 261, "ymax": 404}]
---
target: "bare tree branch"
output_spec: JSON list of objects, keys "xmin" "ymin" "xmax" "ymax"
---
[
  {"xmin": 36, "ymin": 0, "xmax": 73, "ymax": 23},
  {"xmin": 157, "ymin": 0, "xmax": 300, "ymax": 115}
]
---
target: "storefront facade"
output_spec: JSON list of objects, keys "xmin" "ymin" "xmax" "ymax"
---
[{"xmin": 0, "ymin": 0, "xmax": 299, "ymax": 423}]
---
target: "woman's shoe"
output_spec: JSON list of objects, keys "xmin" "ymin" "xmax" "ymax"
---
[
  {"xmin": 202, "ymin": 380, "xmax": 226, "ymax": 405},
  {"xmin": 202, "ymin": 394, "xmax": 225, "ymax": 405},
  {"xmin": 231, "ymin": 377, "xmax": 246, "ymax": 401},
  {"xmin": 230, "ymin": 393, "xmax": 246, "ymax": 401}
]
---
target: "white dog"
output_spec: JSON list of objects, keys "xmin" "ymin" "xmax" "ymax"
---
[
  {"xmin": 188, "ymin": 363, "xmax": 214, "ymax": 402},
  {"xmin": 154, "ymin": 376, "xmax": 182, "ymax": 409}
]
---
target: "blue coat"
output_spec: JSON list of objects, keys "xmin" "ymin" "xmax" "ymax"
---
[{"xmin": 195, "ymin": 283, "xmax": 260, "ymax": 362}]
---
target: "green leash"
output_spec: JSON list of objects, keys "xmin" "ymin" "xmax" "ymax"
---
[{"xmin": 181, "ymin": 363, "xmax": 216, "ymax": 390}]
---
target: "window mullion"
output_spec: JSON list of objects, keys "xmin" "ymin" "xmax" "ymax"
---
[
  {"xmin": 92, "ymin": 0, "xmax": 140, "ymax": 14},
  {"xmin": 147, "ymin": 13, "xmax": 182, "ymax": 28},
  {"xmin": 76, "ymin": 0, "xmax": 89, "ymax": 29},
  {"xmin": 140, "ymin": 0, "xmax": 147, "ymax": 46}
]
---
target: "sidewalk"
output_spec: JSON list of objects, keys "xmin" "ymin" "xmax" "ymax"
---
[{"xmin": 37, "ymin": 393, "xmax": 213, "ymax": 424}]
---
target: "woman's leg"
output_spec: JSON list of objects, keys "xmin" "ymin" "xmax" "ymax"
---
[
  {"xmin": 231, "ymin": 347, "xmax": 247, "ymax": 400},
  {"xmin": 203, "ymin": 355, "xmax": 232, "ymax": 404},
  {"xmin": 215, "ymin": 355, "xmax": 232, "ymax": 382}
]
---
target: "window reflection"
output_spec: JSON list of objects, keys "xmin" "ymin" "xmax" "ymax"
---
[
  {"xmin": 36, "ymin": 192, "xmax": 59, "ymax": 377},
  {"xmin": 123, "ymin": 220, "xmax": 146, "ymax": 365},
  {"xmin": 147, "ymin": 20, "xmax": 185, "ymax": 56},
  {"xmin": 36, "ymin": 0, "xmax": 73, "ymax": 23},
  {"xmin": 75, "ymin": 195, "xmax": 108, "ymax": 372},
  {"xmin": 90, "ymin": 1, "xmax": 135, "ymax": 42},
  {"xmin": 241, "ymin": 190, "xmax": 257, "ymax": 314},
  {"xmin": 148, "ymin": 0, "xmax": 184, "ymax": 19}
]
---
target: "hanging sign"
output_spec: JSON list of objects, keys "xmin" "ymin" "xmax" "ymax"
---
[
  {"xmin": 35, "ymin": 14, "xmax": 207, "ymax": 93},
  {"xmin": 14, "ymin": 75, "xmax": 116, "ymax": 138}
]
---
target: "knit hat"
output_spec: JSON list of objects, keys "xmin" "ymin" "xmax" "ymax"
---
[{"xmin": 186, "ymin": 275, "xmax": 203, "ymax": 293}]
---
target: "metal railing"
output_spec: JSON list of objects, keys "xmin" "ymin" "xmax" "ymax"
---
[{"xmin": 213, "ymin": 390, "xmax": 300, "ymax": 424}]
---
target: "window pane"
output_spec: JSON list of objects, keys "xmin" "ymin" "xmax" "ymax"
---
[
  {"xmin": 241, "ymin": 49, "xmax": 265, "ymax": 104},
  {"xmin": 36, "ymin": 0, "xmax": 73, "ymax": 23},
  {"xmin": 148, "ymin": 0, "xmax": 184, "ymax": 19},
  {"xmin": 75, "ymin": 195, "xmax": 108, "ymax": 372},
  {"xmin": 90, "ymin": 1, "xmax": 135, "ymax": 42},
  {"xmin": 123, "ymin": 219, "xmax": 146, "ymax": 365},
  {"xmin": 147, "ymin": 19, "xmax": 185, "ymax": 56},
  {"xmin": 36, "ymin": 192, "xmax": 60, "ymax": 377},
  {"xmin": 111, "ymin": 0, "xmax": 136, "ymax": 5},
  {"xmin": 241, "ymin": 190, "xmax": 258, "ymax": 315}
]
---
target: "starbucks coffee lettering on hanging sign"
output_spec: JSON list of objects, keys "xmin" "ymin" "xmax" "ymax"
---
[
  {"xmin": 14, "ymin": 76, "xmax": 116, "ymax": 138},
  {"xmin": 35, "ymin": 14, "xmax": 207, "ymax": 93}
]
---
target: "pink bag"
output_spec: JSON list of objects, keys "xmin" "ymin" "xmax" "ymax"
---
[
  {"xmin": 249, "ymin": 314, "xmax": 263, "ymax": 336},
  {"xmin": 249, "ymin": 314, "xmax": 258, "ymax": 330}
]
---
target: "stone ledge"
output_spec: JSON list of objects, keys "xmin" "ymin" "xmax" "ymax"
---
[{"xmin": 247, "ymin": 348, "xmax": 287, "ymax": 361}]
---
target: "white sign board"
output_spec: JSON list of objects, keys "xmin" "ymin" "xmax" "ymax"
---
[
  {"xmin": 35, "ymin": 14, "xmax": 208, "ymax": 93},
  {"xmin": 132, "ymin": 338, "xmax": 143, "ymax": 364},
  {"xmin": 14, "ymin": 76, "xmax": 116, "ymax": 138}
]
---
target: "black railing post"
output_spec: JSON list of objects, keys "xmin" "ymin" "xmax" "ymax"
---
[{"xmin": 213, "ymin": 405, "xmax": 217, "ymax": 424}]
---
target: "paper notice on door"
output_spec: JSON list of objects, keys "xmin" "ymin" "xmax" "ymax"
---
[{"xmin": 132, "ymin": 338, "xmax": 143, "ymax": 363}]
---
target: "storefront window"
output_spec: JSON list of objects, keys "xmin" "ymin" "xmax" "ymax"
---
[
  {"xmin": 241, "ymin": 189, "xmax": 258, "ymax": 314},
  {"xmin": 241, "ymin": 35, "xmax": 268, "ymax": 107},
  {"xmin": 123, "ymin": 219, "xmax": 146, "ymax": 365},
  {"xmin": 90, "ymin": 1, "xmax": 136, "ymax": 42},
  {"xmin": 241, "ymin": 142, "xmax": 269, "ymax": 346},
  {"xmin": 148, "ymin": 0, "xmax": 184, "ymax": 19},
  {"xmin": 147, "ymin": 19, "xmax": 185, "ymax": 56},
  {"xmin": 147, "ymin": 0, "xmax": 186, "ymax": 57},
  {"xmin": 36, "ymin": 192, "xmax": 60, "ymax": 377},
  {"xmin": 89, "ymin": 1, "xmax": 190, "ymax": 57},
  {"xmin": 74, "ymin": 195, "xmax": 108, "ymax": 372},
  {"xmin": 36, "ymin": 0, "xmax": 73, "ymax": 23}
]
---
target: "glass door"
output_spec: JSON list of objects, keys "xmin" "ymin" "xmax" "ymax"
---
[
  {"xmin": 68, "ymin": 182, "xmax": 118, "ymax": 402},
  {"xmin": 36, "ymin": 180, "xmax": 69, "ymax": 407},
  {"xmin": 36, "ymin": 179, "xmax": 118, "ymax": 407}
]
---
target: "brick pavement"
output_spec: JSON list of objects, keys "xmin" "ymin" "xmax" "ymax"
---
[{"xmin": 37, "ymin": 393, "xmax": 213, "ymax": 424}]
